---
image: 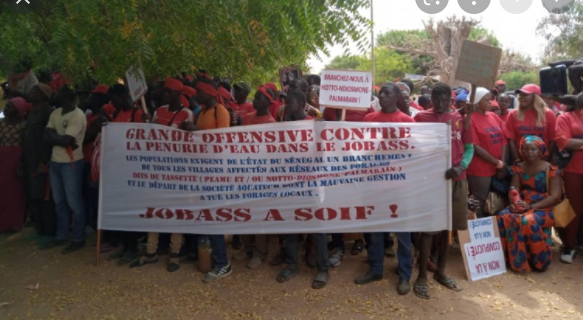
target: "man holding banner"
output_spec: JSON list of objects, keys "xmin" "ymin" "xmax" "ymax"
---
[{"xmin": 355, "ymin": 83, "xmax": 415, "ymax": 295}]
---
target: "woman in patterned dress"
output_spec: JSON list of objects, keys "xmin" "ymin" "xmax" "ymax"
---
[
  {"xmin": 497, "ymin": 136, "xmax": 562, "ymax": 272},
  {"xmin": 0, "ymin": 97, "xmax": 29, "ymax": 232}
]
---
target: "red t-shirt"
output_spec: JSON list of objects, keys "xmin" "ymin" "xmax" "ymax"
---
[
  {"xmin": 414, "ymin": 110, "xmax": 472, "ymax": 181},
  {"xmin": 323, "ymin": 107, "xmax": 371, "ymax": 122},
  {"xmin": 154, "ymin": 106, "xmax": 193, "ymax": 128},
  {"xmin": 83, "ymin": 114, "xmax": 99, "ymax": 163},
  {"xmin": 555, "ymin": 111, "xmax": 583, "ymax": 174},
  {"xmin": 410, "ymin": 101, "xmax": 424, "ymax": 111},
  {"xmin": 499, "ymin": 113, "xmax": 509, "ymax": 124},
  {"xmin": 363, "ymin": 110, "xmax": 415, "ymax": 123},
  {"xmin": 102, "ymin": 104, "xmax": 116, "ymax": 120},
  {"xmin": 505, "ymin": 108, "xmax": 556, "ymax": 146},
  {"xmin": 230, "ymin": 102, "xmax": 254, "ymax": 118},
  {"xmin": 242, "ymin": 112, "xmax": 276, "ymax": 126},
  {"xmin": 269, "ymin": 101, "xmax": 283, "ymax": 119},
  {"xmin": 113, "ymin": 108, "xmax": 144, "ymax": 123},
  {"xmin": 467, "ymin": 112, "xmax": 507, "ymax": 177}
]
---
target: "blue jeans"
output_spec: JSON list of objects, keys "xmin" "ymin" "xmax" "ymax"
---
[
  {"xmin": 50, "ymin": 160, "xmax": 86, "ymax": 242},
  {"xmin": 367, "ymin": 232, "xmax": 413, "ymax": 280},
  {"xmin": 209, "ymin": 235, "xmax": 229, "ymax": 268},
  {"xmin": 284, "ymin": 234, "xmax": 329, "ymax": 271}
]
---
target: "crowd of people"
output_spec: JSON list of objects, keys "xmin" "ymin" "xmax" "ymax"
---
[{"xmin": 1, "ymin": 59, "xmax": 583, "ymax": 300}]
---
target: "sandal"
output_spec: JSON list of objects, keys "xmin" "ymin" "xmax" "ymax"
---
[
  {"xmin": 433, "ymin": 275, "xmax": 463, "ymax": 291},
  {"xmin": 129, "ymin": 254, "xmax": 158, "ymax": 268},
  {"xmin": 414, "ymin": 282, "xmax": 430, "ymax": 300},
  {"xmin": 311, "ymin": 271, "xmax": 330, "ymax": 290},
  {"xmin": 276, "ymin": 267, "xmax": 299, "ymax": 283},
  {"xmin": 351, "ymin": 239, "xmax": 364, "ymax": 256}
]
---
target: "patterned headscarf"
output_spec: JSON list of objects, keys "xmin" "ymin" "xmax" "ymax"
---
[{"xmin": 519, "ymin": 135, "xmax": 547, "ymax": 159}]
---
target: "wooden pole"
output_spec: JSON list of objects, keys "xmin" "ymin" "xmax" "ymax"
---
[
  {"xmin": 370, "ymin": 0, "xmax": 375, "ymax": 82},
  {"xmin": 140, "ymin": 95, "xmax": 149, "ymax": 115},
  {"xmin": 341, "ymin": 108, "xmax": 347, "ymax": 121},
  {"xmin": 95, "ymin": 229, "xmax": 101, "ymax": 266},
  {"xmin": 446, "ymin": 120, "xmax": 453, "ymax": 244}
]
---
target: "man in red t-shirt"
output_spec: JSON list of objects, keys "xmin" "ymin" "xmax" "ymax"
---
[
  {"xmin": 242, "ymin": 86, "xmax": 276, "ymax": 126},
  {"xmin": 230, "ymin": 82, "xmax": 254, "ymax": 118},
  {"xmin": 102, "ymin": 84, "xmax": 148, "ymax": 265},
  {"xmin": 153, "ymin": 78, "xmax": 193, "ymax": 128},
  {"xmin": 355, "ymin": 83, "xmax": 414, "ymax": 296},
  {"xmin": 413, "ymin": 82, "xmax": 474, "ymax": 300},
  {"xmin": 283, "ymin": 90, "xmax": 315, "ymax": 121},
  {"xmin": 277, "ymin": 90, "xmax": 328, "ymax": 290},
  {"xmin": 132, "ymin": 78, "xmax": 187, "ymax": 272}
]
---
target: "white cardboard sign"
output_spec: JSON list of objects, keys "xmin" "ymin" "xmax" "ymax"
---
[{"xmin": 319, "ymin": 70, "xmax": 373, "ymax": 110}]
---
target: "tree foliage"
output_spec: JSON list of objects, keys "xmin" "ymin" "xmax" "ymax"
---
[
  {"xmin": 324, "ymin": 47, "xmax": 412, "ymax": 85},
  {"xmin": 498, "ymin": 71, "xmax": 539, "ymax": 90},
  {"xmin": 537, "ymin": 0, "xmax": 583, "ymax": 61},
  {"xmin": 0, "ymin": 0, "xmax": 371, "ymax": 86}
]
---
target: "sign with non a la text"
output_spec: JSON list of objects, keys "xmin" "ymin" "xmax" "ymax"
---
[
  {"xmin": 459, "ymin": 217, "xmax": 507, "ymax": 281},
  {"xmin": 319, "ymin": 70, "xmax": 373, "ymax": 110}
]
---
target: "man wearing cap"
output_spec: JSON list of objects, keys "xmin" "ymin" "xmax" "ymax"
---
[
  {"xmin": 152, "ymin": 78, "xmax": 193, "ymax": 128},
  {"xmin": 231, "ymin": 82, "xmax": 254, "ymax": 118},
  {"xmin": 495, "ymin": 80, "xmax": 507, "ymax": 95},
  {"xmin": 22, "ymin": 84, "xmax": 56, "ymax": 245}
]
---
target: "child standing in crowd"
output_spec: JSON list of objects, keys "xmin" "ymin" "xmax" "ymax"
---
[{"xmin": 413, "ymin": 83, "xmax": 474, "ymax": 299}]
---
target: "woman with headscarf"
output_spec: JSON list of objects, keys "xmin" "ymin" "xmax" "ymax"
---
[
  {"xmin": 22, "ymin": 84, "xmax": 55, "ymax": 241},
  {"xmin": 497, "ymin": 136, "xmax": 561, "ymax": 272},
  {"xmin": 505, "ymin": 84, "xmax": 557, "ymax": 162},
  {"xmin": 0, "ymin": 98, "xmax": 29, "ymax": 232},
  {"xmin": 467, "ymin": 88, "xmax": 507, "ymax": 218}
]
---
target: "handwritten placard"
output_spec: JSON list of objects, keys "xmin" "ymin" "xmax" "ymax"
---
[
  {"xmin": 319, "ymin": 70, "xmax": 372, "ymax": 110},
  {"xmin": 455, "ymin": 40, "xmax": 502, "ymax": 89},
  {"xmin": 459, "ymin": 216, "xmax": 507, "ymax": 281},
  {"xmin": 126, "ymin": 63, "xmax": 148, "ymax": 102}
]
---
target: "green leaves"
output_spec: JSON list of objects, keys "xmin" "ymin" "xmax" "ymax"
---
[
  {"xmin": 537, "ymin": 0, "xmax": 583, "ymax": 61},
  {"xmin": 0, "ymin": 0, "xmax": 370, "ymax": 87}
]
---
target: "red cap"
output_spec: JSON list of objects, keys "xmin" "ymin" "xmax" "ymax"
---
[
  {"xmin": 184, "ymin": 75, "xmax": 193, "ymax": 82},
  {"xmin": 180, "ymin": 95, "xmax": 190, "ymax": 109},
  {"xmin": 495, "ymin": 80, "xmax": 506, "ymax": 86},
  {"xmin": 164, "ymin": 77, "xmax": 184, "ymax": 92},
  {"xmin": 218, "ymin": 87, "xmax": 232, "ymax": 102},
  {"xmin": 264, "ymin": 82, "xmax": 278, "ymax": 92},
  {"xmin": 91, "ymin": 85, "xmax": 109, "ymax": 94},
  {"xmin": 515, "ymin": 84, "xmax": 541, "ymax": 96},
  {"xmin": 182, "ymin": 86, "xmax": 197, "ymax": 98}
]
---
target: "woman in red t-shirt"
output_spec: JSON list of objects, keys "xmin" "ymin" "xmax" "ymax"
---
[
  {"xmin": 505, "ymin": 84, "xmax": 556, "ymax": 162},
  {"xmin": 467, "ymin": 88, "xmax": 507, "ymax": 217},
  {"xmin": 554, "ymin": 93, "xmax": 583, "ymax": 263}
]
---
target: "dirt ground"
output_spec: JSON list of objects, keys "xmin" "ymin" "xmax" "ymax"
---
[{"xmin": 1, "ymin": 229, "xmax": 583, "ymax": 320}]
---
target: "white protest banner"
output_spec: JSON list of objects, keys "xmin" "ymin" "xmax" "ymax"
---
[
  {"xmin": 125, "ymin": 63, "xmax": 148, "ymax": 101},
  {"xmin": 455, "ymin": 40, "xmax": 503, "ymax": 89},
  {"xmin": 459, "ymin": 217, "xmax": 507, "ymax": 281},
  {"xmin": 98, "ymin": 121, "xmax": 451, "ymax": 234},
  {"xmin": 319, "ymin": 70, "xmax": 373, "ymax": 109}
]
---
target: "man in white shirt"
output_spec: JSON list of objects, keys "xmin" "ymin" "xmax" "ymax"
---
[{"xmin": 42, "ymin": 85, "xmax": 87, "ymax": 254}]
